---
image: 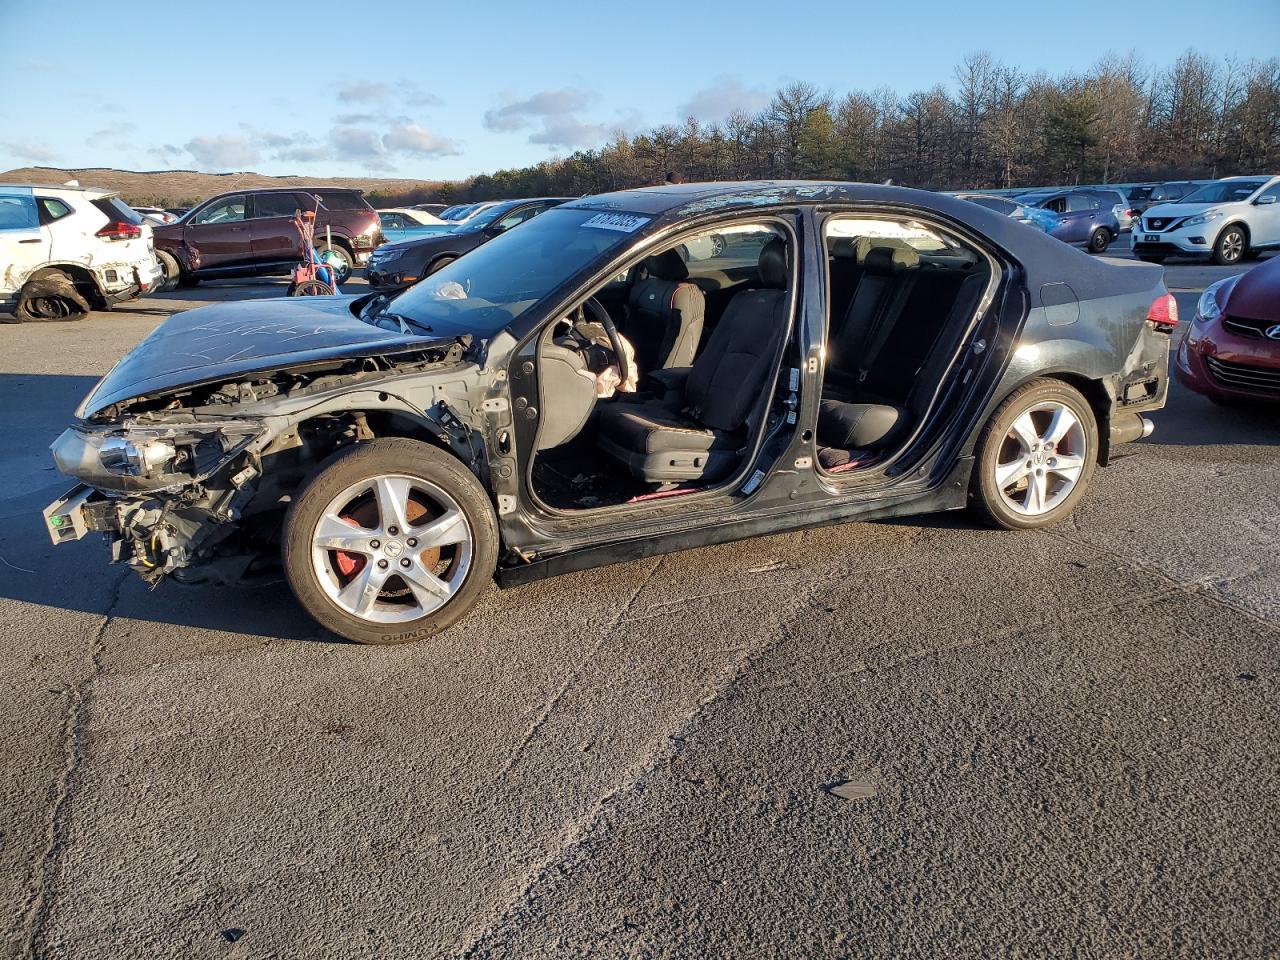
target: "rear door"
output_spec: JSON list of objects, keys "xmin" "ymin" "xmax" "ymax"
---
[
  {"xmin": 249, "ymin": 192, "xmax": 305, "ymax": 263},
  {"xmin": 1053, "ymin": 194, "xmax": 1098, "ymax": 243},
  {"xmin": 0, "ymin": 188, "xmax": 46, "ymax": 301},
  {"xmin": 183, "ymin": 194, "xmax": 250, "ymax": 269}
]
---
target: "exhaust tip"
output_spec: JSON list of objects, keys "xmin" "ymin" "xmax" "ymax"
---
[{"xmin": 1140, "ymin": 416, "xmax": 1155, "ymax": 439}]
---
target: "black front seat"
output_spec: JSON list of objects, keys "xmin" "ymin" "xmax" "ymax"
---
[
  {"xmin": 625, "ymin": 249, "xmax": 705, "ymax": 378},
  {"xmin": 598, "ymin": 239, "xmax": 789, "ymax": 483}
]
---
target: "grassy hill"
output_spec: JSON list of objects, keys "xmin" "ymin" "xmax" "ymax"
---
[{"xmin": 0, "ymin": 166, "xmax": 461, "ymax": 208}]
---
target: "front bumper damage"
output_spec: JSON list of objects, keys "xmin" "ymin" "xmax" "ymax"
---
[{"xmin": 43, "ymin": 419, "xmax": 271, "ymax": 582}]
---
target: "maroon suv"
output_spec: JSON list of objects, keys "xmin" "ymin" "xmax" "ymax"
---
[{"xmin": 152, "ymin": 187, "xmax": 382, "ymax": 286}]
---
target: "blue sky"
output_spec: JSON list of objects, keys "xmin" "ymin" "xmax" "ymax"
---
[{"xmin": 1, "ymin": 0, "xmax": 1277, "ymax": 181}]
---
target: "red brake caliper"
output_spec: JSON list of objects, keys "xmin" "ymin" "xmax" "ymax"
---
[{"xmin": 333, "ymin": 515, "xmax": 366, "ymax": 578}]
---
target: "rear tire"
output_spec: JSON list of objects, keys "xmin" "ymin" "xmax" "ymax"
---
[
  {"xmin": 970, "ymin": 379, "xmax": 1098, "ymax": 530},
  {"xmin": 282, "ymin": 438, "xmax": 497, "ymax": 644},
  {"xmin": 1212, "ymin": 225, "xmax": 1247, "ymax": 265},
  {"xmin": 1087, "ymin": 227, "xmax": 1110, "ymax": 253}
]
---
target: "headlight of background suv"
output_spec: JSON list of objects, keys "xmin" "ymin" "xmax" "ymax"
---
[
  {"xmin": 1195, "ymin": 275, "xmax": 1240, "ymax": 324},
  {"xmin": 51, "ymin": 420, "xmax": 263, "ymax": 493},
  {"xmin": 1184, "ymin": 210, "xmax": 1223, "ymax": 228}
]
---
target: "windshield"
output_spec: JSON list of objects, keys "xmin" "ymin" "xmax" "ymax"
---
[
  {"xmin": 379, "ymin": 207, "xmax": 645, "ymax": 338},
  {"xmin": 1180, "ymin": 180, "xmax": 1267, "ymax": 204},
  {"xmin": 454, "ymin": 202, "xmax": 520, "ymax": 233}
]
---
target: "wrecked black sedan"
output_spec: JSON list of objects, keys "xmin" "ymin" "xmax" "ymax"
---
[{"xmin": 45, "ymin": 182, "xmax": 1174, "ymax": 644}]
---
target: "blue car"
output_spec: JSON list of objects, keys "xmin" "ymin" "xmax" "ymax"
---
[
  {"xmin": 376, "ymin": 208, "xmax": 455, "ymax": 245},
  {"xmin": 955, "ymin": 194, "xmax": 1059, "ymax": 233},
  {"xmin": 1019, "ymin": 190, "xmax": 1120, "ymax": 253}
]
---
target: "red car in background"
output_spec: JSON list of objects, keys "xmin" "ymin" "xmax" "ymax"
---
[{"xmin": 1176, "ymin": 256, "xmax": 1280, "ymax": 404}]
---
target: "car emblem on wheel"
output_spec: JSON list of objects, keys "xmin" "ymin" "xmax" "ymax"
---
[{"xmin": 1266, "ymin": 325, "xmax": 1280, "ymax": 340}]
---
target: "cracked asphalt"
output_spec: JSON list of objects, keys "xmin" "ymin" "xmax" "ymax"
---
[{"xmin": 1, "ymin": 245, "xmax": 1277, "ymax": 958}]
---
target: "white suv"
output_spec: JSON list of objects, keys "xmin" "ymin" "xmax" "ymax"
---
[
  {"xmin": 0, "ymin": 184, "xmax": 163, "ymax": 321},
  {"xmin": 1133, "ymin": 175, "xmax": 1280, "ymax": 265}
]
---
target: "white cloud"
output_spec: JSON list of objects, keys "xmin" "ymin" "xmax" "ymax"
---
[
  {"xmin": 338, "ymin": 82, "xmax": 391, "ymax": 103},
  {"xmin": 679, "ymin": 75, "xmax": 770, "ymax": 123},
  {"xmin": 382, "ymin": 122, "xmax": 458, "ymax": 158},
  {"xmin": 529, "ymin": 118, "xmax": 610, "ymax": 149},
  {"xmin": 484, "ymin": 88, "xmax": 593, "ymax": 132},
  {"xmin": 1, "ymin": 139, "xmax": 61, "ymax": 164},
  {"xmin": 185, "ymin": 134, "xmax": 260, "ymax": 169}
]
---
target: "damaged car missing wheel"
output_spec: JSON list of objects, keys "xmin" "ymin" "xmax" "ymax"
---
[{"xmin": 45, "ymin": 182, "xmax": 1175, "ymax": 644}]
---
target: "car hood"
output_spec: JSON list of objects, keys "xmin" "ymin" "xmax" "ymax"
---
[
  {"xmin": 1142, "ymin": 202, "xmax": 1226, "ymax": 219},
  {"xmin": 1225, "ymin": 255, "xmax": 1280, "ymax": 323},
  {"xmin": 79, "ymin": 295, "xmax": 449, "ymax": 417}
]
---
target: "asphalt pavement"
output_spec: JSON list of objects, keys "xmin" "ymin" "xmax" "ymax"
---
[{"xmin": 1, "ymin": 241, "xmax": 1277, "ymax": 959}]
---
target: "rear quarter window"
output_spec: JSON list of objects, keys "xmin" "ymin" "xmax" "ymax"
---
[{"xmin": 36, "ymin": 197, "xmax": 74, "ymax": 225}]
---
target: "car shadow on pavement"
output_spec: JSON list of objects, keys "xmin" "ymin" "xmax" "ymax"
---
[{"xmin": 1149, "ymin": 383, "xmax": 1280, "ymax": 446}]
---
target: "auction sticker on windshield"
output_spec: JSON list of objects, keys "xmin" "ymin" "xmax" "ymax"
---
[{"xmin": 581, "ymin": 213, "xmax": 650, "ymax": 233}]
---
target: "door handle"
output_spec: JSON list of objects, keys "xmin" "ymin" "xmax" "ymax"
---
[{"xmin": 19, "ymin": 238, "xmax": 41, "ymax": 244}]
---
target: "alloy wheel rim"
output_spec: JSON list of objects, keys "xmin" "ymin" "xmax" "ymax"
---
[
  {"xmin": 311, "ymin": 474, "xmax": 472, "ymax": 624},
  {"xmin": 1223, "ymin": 231, "xmax": 1243, "ymax": 261},
  {"xmin": 994, "ymin": 401, "xmax": 1087, "ymax": 517}
]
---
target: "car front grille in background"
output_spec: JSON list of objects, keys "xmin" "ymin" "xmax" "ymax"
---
[
  {"xmin": 1222, "ymin": 315, "xmax": 1271, "ymax": 339},
  {"xmin": 1205, "ymin": 356, "xmax": 1280, "ymax": 394}
]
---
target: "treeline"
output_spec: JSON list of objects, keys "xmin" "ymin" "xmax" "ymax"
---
[{"xmin": 368, "ymin": 51, "xmax": 1280, "ymax": 207}]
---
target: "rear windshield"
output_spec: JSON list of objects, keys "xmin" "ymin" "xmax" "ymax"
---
[
  {"xmin": 313, "ymin": 190, "xmax": 370, "ymax": 211},
  {"xmin": 91, "ymin": 197, "xmax": 143, "ymax": 224}
]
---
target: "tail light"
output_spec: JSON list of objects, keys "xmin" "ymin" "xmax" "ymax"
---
[
  {"xmin": 1147, "ymin": 293, "xmax": 1178, "ymax": 333},
  {"xmin": 96, "ymin": 220, "xmax": 142, "ymax": 241}
]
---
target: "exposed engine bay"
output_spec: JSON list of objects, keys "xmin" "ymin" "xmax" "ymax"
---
[{"xmin": 46, "ymin": 338, "xmax": 483, "ymax": 585}]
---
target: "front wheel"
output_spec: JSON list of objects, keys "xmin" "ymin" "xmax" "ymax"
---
[
  {"xmin": 154, "ymin": 250, "xmax": 181, "ymax": 292},
  {"xmin": 970, "ymin": 379, "xmax": 1098, "ymax": 530},
  {"xmin": 314, "ymin": 241, "xmax": 353, "ymax": 282},
  {"xmin": 1212, "ymin": 225, "xmax": 1247, "ymax": 265},
  {"xmin": 1087, "ymin": 227, "xmax": 1111, "ymax": 253},
  {"xmin": 282, "ymin": 439, "xmax": 497, "ymax": 644},
  {"xmin": 426, "ymin": 255, "xmax": 456, "ymax": 276},
  {"xmin": 288, "ymin": 278, "xmax": 334, "ymax": 297}
]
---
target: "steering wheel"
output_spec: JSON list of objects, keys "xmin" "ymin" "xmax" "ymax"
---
[{"xmin": 578, "ymin": 296, "xmax": 630, "ymax": 388}]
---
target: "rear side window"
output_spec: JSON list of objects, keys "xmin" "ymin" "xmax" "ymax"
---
[
  {"xmin": 91, "ymin": 197, "xmax": 143, "ymax": 225},
  {"xmin": 1064, "ymin": 195, "xmax": 1096, "ymax": 213},
  {"xmin": 0, "ymin": 193, "xmax": 39, "ymax": 230},
  {"xmin": 37, "ymin": 197, "xmax": 74, "ymax": 225},
  {"xmin": 253, "ymin": 193, "xmax": 304, "ymax": 218},
  {"xmin": 313, "ymin": 191, "xmax": 370, "ymax": 211}
]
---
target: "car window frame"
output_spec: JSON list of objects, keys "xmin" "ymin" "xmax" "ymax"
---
[
  {"xmin": 189, "ymin": 195, "xmax": 248, "ymax": 226},
  {"xmin": 35, "ymin": 196, "xmax": 75, "ymax": 225}
]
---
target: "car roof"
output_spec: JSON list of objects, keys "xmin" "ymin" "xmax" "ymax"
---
[{"xmin": 0, "ymin": 182, "xmax": 116, "ymax": 198}]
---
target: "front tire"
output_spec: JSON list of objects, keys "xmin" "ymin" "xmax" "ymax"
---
[
  {"xmin": 1087, "ymin": 227, "xmax": 1111, "ymax": 253},
  {"xmin": 1212, "ymin": 225, "xmax": 1247, "ymax": 265},
  {"xmin": 426, "ymin": 255, "xmax": 456, "ymax": 276},
  {"xmin": 314, "ymin": 240, "xmax": 353, "ymax": 283},
  {"xmin": 282, "ymin": 438, "xmax": 497, "ymax": 644},
  {"xmin": 970, "ymin": 379, "xmax": 1099, "ymax": 530}
]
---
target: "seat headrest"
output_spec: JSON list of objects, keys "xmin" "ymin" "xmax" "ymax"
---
[
  {"xmin": 645, "ymin": 249, "xmax": 689, "ymax": 282},
  {"xmin": 758, "ymin": 237, "xmax": 788, "ymax": 289},
  {"xmin": 862, "ymin": 244, "xmax": 920, "ymax": 275}
]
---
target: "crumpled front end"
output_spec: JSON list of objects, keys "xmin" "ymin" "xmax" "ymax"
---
[{"xmin": 45, "ymin": 417, "xmax": 273, "ymax": 581}]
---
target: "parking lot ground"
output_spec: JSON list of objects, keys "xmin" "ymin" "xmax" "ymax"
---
[{"xmin": 1, "ymin": 253, "xmax": 1277, "ymax": 958}]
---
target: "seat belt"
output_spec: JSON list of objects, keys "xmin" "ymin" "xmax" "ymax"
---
[{"xmin": 856, "ymin": 276, "xmax": 914, "ymax": 384}]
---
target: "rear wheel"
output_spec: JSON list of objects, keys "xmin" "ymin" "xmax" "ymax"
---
[
  {"xmin": 971, "ymin": 379, "xmax": 1098, "ymax": 530},
  {"xmin": 1212, "ymin": 225, "xmax": 1247, "ymax": 265},
  {"xmin": 288, "ymin": 279, "xmax": 334, "ymax": 297},
  {"xmin": 1087, "ymin": 227, "xmax": 1111, "ymax": 253},
  {"xmin": 282, "ymin": 439, "xmax": 497, "ymax": 644}
]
